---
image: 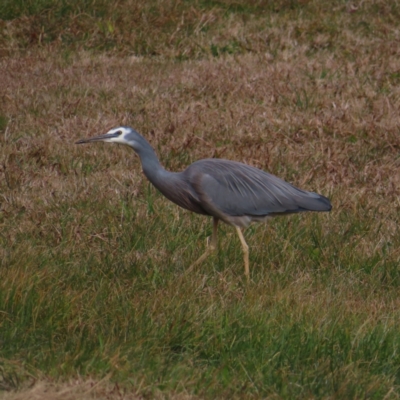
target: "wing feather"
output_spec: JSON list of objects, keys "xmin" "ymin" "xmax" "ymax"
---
[{"xmin": 184, "ymin": 159, "xmax": 331, "ymax": 218}]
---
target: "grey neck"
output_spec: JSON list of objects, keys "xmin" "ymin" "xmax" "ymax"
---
[
  {"xmin": 133, "ymin": 141, "xmax": 174, "ymax": 188},
  {"xmin": 130, "ymin": 136, "xmax": 201, "ymax": 214}
]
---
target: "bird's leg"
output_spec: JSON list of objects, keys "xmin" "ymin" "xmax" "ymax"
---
[
  {"xmin": 210, "ymin": 217, "xmax": 219, "ymax": 250},
  {"xmin": 235, "ymin": 226, "xmax": 250, "ymax": 280},
  {"xmin": 186, "ymin": 217, "xmax": 219, "ymax": 274}
]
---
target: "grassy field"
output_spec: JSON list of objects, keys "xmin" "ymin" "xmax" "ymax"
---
[{"xmin": 1, "ymin": 0, "xmax": 400, "ymax": 398}]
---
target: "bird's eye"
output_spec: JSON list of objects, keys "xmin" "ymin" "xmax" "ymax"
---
[{"xmin": 116, "ymin": 130, "xmax": 123, "ymax": 136}]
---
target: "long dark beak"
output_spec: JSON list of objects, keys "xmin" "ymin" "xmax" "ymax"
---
[{"xmin": 75, "ymin": 132, "xmax": 119, "ymax": 144}]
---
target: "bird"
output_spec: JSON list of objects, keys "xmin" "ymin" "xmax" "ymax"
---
[{"xmin": 76, "ymin": 126, "xmax": 332, "ymax": 279}]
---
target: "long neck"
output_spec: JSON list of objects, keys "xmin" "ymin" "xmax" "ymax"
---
[
  {"xmin": 135, "ymin": 141, "xmax": 206, "ymax": 214},
  {"xmin": 132, "ymin": 138, "xmax": 206, "ymax": 215},
  {"xmin": 134, "ymin": 140, "xmax": 174, "ymax": 189}
]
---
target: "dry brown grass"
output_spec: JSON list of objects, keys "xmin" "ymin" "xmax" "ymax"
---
[
  {"xmin": 1, "ymin": 1, "xmax": 400, "ymax": 398},
  {"xmin": 1, "ymin": 379, "xmax": 130, "ymax": 400},
  {"xmin": 1, "ymin": 378, "xmax": 198, "ymax": 400},
  {"xmin": 1, "ymin": 47, "xmax": 399, "ymax": 253}
]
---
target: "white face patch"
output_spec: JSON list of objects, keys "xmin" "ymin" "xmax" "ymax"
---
[
  {"xmin": 105, "ymin": 127, "xmax": 129, "ymax": 143},
  {"xmin": 108, "ymin": 135, "xmax": 127, "ymax": 144},
  {"xmin": 99, "ymin": 126, "xmax": 138, "ymax": 149}
]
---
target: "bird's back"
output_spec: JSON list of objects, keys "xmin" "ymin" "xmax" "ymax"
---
[{"xmin": 183, "ymin": 159, "xmax": 331, "ymax": 226}]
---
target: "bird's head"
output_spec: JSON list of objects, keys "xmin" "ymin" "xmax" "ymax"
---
[{"xmin": 76, "ymin": 126, "xmax": 144, "ymax": 151}]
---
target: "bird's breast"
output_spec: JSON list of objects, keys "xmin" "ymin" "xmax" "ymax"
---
[{"xmin": 152, "ymin": 171, "xmax": 209, "ymax": 216}]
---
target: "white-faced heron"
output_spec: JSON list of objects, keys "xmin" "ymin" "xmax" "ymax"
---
[{"xmin": 76, "ymin": 126, "xmax": 332, "ymax": 279}]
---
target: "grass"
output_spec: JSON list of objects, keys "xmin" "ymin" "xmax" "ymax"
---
[{"xmin": 1, "ymin": 0, "xmax": 400, "ymax": 398}]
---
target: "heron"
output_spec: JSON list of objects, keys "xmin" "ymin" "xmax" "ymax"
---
[{"xmin": 76, "ymin": 126, "xmax": 332, "ymax": 279}]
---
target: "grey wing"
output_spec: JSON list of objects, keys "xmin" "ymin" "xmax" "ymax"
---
[{"xmin": 186, "ymin": 159, "xmax": 331, "ymax": 219}]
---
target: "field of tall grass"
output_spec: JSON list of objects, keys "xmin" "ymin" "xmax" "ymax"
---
[{"xmin": 1, "ymin": 1, "xmax": 399, "ymax": 398}]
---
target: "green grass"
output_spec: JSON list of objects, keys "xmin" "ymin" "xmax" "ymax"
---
[
  {"xmin": 1, "ymin": 0, "xmax": 400, "ymax": 398},
  {"xmin": 1, "ymin": 192, "xmax": 399, "ymax": 397},
  {"xmin": 2, "ymin": 0, "xmax": 400, "ymax": 57}
]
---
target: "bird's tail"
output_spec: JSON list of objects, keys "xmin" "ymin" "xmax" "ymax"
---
[{"xmin": 297, "ymin": 191, "xmax": 332, "ymax": 212}]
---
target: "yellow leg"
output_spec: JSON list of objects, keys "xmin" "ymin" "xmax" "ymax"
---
[
  {"xmin": 210, "ymin": 216, "xmax": 219, "ymax": 249},
  {"xmin": 186, "ymin": 217, "xmax": 219, "ymax": 274},
  {"xmin": 235, "ymin": 226, "xmax": 249, "ymax": 280}
]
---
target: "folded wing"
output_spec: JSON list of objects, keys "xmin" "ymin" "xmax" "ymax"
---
[{"xmin": 185, "ymin": 159, "xmax": 331, "ymax": 219}]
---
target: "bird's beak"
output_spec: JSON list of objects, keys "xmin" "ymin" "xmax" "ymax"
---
[{"xmin": 75, "ymin": 132, "xmax": 120, "ymax": 144}]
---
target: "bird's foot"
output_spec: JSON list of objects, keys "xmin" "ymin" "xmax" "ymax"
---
[{"xmin": 184, "ymin": 244, "xmax": 216, "ymax": 276}]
